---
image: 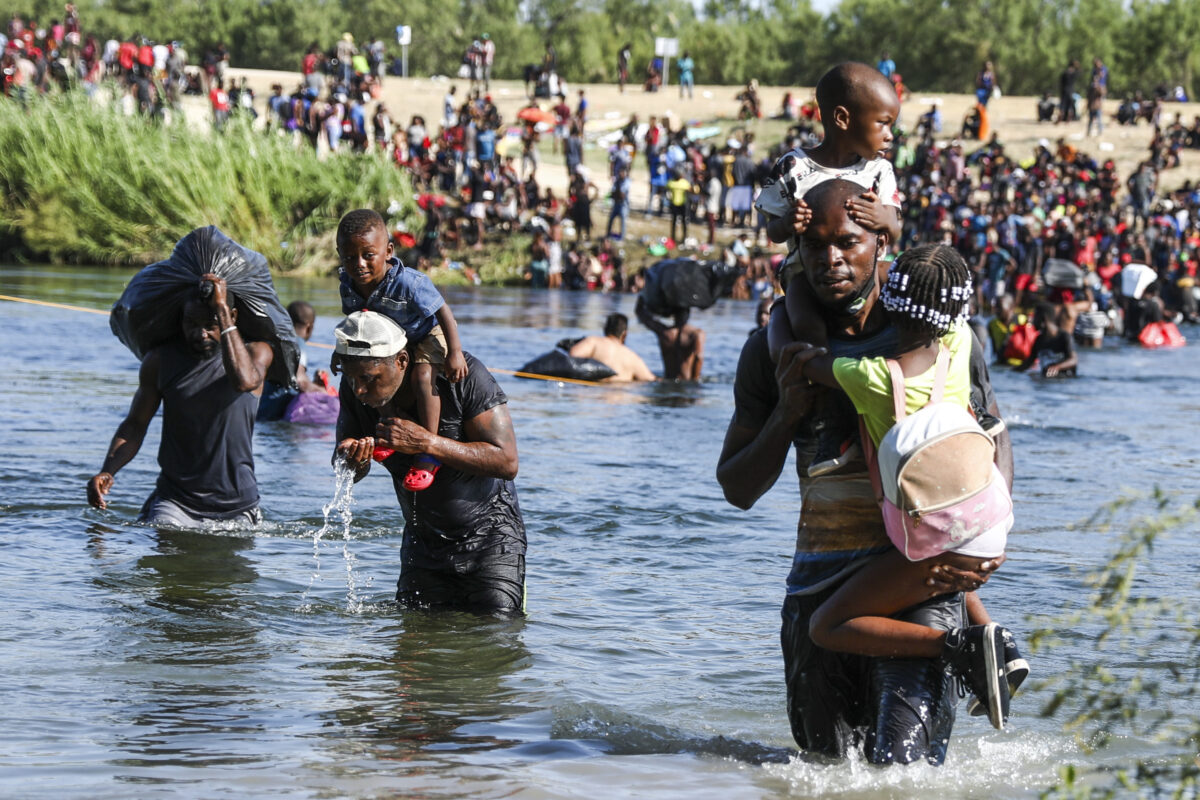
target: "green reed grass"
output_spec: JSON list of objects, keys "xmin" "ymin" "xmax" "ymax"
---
[{"xmin": 0, "ymin": 95, "xmax": 418, "ymax": 273}]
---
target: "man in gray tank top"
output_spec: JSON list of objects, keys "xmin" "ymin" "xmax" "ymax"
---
[{"xmin": 87, "ymin": 275, "xmax": 275, "ymax": 527}]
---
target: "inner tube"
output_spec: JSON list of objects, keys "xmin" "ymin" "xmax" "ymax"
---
[{"xmin": 517, "ymin": 338, "xmax": 616, "ymax": 382}]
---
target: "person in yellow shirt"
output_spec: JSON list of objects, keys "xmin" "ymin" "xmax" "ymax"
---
[{"xmin": 666, "ymin": 169, "xmax": 692, "ymax": 244}]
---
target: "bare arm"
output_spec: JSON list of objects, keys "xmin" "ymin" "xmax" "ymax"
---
[
  {"xmin": 1044, "ymin": 351, "xmax": 1078, "ymax": 377},
  {"xmin": 798, "ymin": 349, "xmax": 838, "ymax": 389},
  {"xmin": 201, "ymin": 274, "xmax": 273, "ymax": 394},
  {"xmin": 845, "ymin": 191, "xmax": 901, "ymax": 241},
  {"xmin": 87, "ymin": 351, "xmax": 163, "ymax": 509},
  {"xmin": 435, "ymin": 304, "xmax": 468, "ymax": 382},
  {"xmin": 766, "ymin": 199, "xmax": 811, "ymax": 244},
  {"xmin": 716, "ymin": 343, "xmax": 821, "ymax": 509},
  {"xmin": 375, "ymin": 403, "xmax": 519, "ymax": 480}
]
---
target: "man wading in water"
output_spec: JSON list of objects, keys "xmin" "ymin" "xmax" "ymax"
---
[
  {"xmin": 717, "ymin": 179, "xmax": 1014, "ymax": 764},
  {"xmin": 635, "ymin": 297, "xmax": 705, "ymax": 381},
  {"xmin": 333, "ymin": 311, "xmax": 527, "ymax": 615},
  {"xmin": 87, "ymin": 276, "xmax": 273, "ymax": 527}
]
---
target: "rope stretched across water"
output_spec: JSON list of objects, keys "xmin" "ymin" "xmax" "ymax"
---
[{"xmin": 0, "ymin": 293, "xmax": 607, "ymax": 387}]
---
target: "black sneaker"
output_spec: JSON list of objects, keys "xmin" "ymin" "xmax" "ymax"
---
[
  {"xmin": 943, "ymin": 623, "xmax": 1010, "ymax": 730},
  {"xmin": 807, "ymin": 428, "xmax": 862, "ymax": 478},
  {"xmin": 968, "ymin": 628, "xmax": 1030, "ymax": 717},
  {"xmin": 977, "ymin": 411, "xmax": 1007, "ymax": 438}
]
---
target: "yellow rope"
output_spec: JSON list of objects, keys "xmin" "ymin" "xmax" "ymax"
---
[
  {"xmin": 0, "ymin": 293, "xmax": 111, "ymax": 315},
  {"xmin": 0, "ymin": 292, "xmax": 609, "ymax": 386}
]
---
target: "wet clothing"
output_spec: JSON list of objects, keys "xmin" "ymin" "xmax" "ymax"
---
[
  {"xmin": 336, "ymin": 353, "xmax": 526, "ymax": 615},
  {"xmin": 1028, "ymin": 328, "xmax": 1076, "ymax": 375},
  {"xmin": 149, "ymin": 341, "xmax": 260, "ymax": 519},
  {"xmin": 340, "ymin": 257, "xmax": 444, "ymax": 342},
  {"xmin": 139, "ymin": 492, "xmax": 263, "ymax": 528},
  {"xmin": 782, "ymin": 588, "xmax": 962, "ymax": 763},
  {"xmin": 731, "ymin": 325, "xmax": 1000, "ymax": 763}
]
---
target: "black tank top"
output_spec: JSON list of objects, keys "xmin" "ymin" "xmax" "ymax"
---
[{"xmin": 154, "ymin": 342, "xmax": 259, "ymax": 515}]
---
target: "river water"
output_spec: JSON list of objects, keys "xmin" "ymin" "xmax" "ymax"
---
[{"xmin": 1, "ymin": 266, "xmax": 1197, "ymax": 798}]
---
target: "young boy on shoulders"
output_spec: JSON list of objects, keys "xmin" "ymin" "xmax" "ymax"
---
[
  {"xmin": 336, "ymin": 209, "xmax": 467, "ymax": 490},
  {"xmin": 756, "ymin": 61, "xmax": 903, "ymax": 475}
]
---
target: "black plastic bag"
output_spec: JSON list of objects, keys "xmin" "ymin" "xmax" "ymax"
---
[
  {"xmin": 1042, "ymin": 258, "xmax": 1085, "ymax": 290},
  {"xmin": 109, "ymin": 226, "xmax": 300, "ymax": 389},
  {"xmin": 639, "ymin": 258, "xmax": 741, "ymax": 317},
  {"xmin": 517, "ymin": 338, "xmax": 616, "ymax": 382}
]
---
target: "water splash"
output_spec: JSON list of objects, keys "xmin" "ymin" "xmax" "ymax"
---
[{"xmin": 302, "ymin": 458, "xmax": 371, "ymax": 613}]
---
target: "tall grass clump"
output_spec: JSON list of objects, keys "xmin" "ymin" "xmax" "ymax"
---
[{"xmin": 0, "ymin": 94, "xmax": 419, "ymax": 272}]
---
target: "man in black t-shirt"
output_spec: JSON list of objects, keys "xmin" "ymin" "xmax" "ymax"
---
[
  {"xmin": 1018, "ymin": 304, "xmax": 1078, "ymax": 377},
  {"xmin": 333, "ymin": 311, "xmax": 526, "ymax": 615},
  {"xmin": 87, "ymin": 276, "xmax": 274, "ymax": 527},
  {"xmin": 717, "ymin": 180, "xmax": 1013, "ymax": 765}
]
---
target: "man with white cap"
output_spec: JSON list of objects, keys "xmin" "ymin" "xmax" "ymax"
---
[{"xmin": 333, "ymin": 311, "xmax": 526, "ymax": 615}]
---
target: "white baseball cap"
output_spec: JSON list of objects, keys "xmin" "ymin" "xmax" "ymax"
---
[{"xmin": 334, "ymin": 311, "xmax": 408, "ymax": 358}]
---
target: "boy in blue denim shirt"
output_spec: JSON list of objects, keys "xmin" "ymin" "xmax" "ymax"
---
[{"xmin": 336, "ymin": 209, "xmax": 467, "ymax": 491}]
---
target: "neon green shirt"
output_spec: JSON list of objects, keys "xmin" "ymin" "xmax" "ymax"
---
[
  {"xmin": 832, "ymin": 323, "xmax": 973, "ymax": 446},
  {"xmin": 666, "ymin": 178, "xmax": 691, "ymax": 207}
]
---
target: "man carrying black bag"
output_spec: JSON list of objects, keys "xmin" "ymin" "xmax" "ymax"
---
[{"xmin": 87, "ymin": 274, "xmax": 274, "ymax": 527}]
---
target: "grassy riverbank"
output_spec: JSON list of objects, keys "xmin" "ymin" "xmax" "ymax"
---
[{"xmin": 0, "ymin": 95, "xmax": 418, "ymax": 272}]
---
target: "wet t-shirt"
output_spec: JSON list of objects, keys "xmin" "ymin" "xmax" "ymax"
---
[
  {"xmin": 336, "ymin": 353, "xmax": 526, "ymax": 570},
  {"xmin": 154, "ymin": 341, "xmax": 259, "ymax": 515},
  {"xmin": 1030, "ymin": 329, "xmax": 1076, "ymax": 375},
  {"xmin": 731, "ymin": 324, "xmax": 1000, "ymax": 595}
]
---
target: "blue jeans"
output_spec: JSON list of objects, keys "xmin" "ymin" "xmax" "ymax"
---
[{"xmin": 607, "ymin": 203, "xmax": 629, "ymax": 239}]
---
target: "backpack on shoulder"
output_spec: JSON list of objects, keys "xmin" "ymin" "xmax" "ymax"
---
[{"xmin": 864, "ymin": 348, "xmax": 1013, "ymax": 561}]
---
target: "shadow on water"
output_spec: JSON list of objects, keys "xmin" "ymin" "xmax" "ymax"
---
[
  {"xmin": 83, "ymin": 525, "xmax": 278, "ymax": 776},
  {"xmin": 89, "ymin": 523, "xmax": 264, "ymax": 660},
  {"xmin": 548, "ymin": 700, "xmax": 795, "ymax": 765},
  {"xmin": 314, "ymin": 611, "xmax": 535, "ymax": 765}
]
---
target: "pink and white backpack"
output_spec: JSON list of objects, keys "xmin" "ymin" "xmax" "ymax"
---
[{"xmin": 865, "ymin": 348, "xmax": 1013, "ymax": 561}]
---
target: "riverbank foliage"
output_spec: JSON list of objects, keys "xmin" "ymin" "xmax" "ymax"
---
[
  {"xmin": 0, "ymin": 96, "xmax": 418, "ymax": 271},
  {"xmin": 25, "ymin": 0, "xmax": 1200, "ymax": 98},
  {"xmin": 1034, "ymin": 489, "xmax": 1199, "ymax": 798}
]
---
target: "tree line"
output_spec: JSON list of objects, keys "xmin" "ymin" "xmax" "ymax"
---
[{"xmin": 19, "ymin": 0, "xmax": 1200, "ymax": 99}]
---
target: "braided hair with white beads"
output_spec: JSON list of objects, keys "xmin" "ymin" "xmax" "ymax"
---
[{"xmin": 879, "ymin": 244, "xmax": 972, "ymax": 339}]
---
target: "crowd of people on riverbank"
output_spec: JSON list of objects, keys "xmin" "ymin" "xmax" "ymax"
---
[
  {"xmin": 7, "ymin": 14, "xmax": 1198, "ymax": 354},
  {"xmin": 1, "ymin": 8, "xmax": 247, "ymax": 112}
]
